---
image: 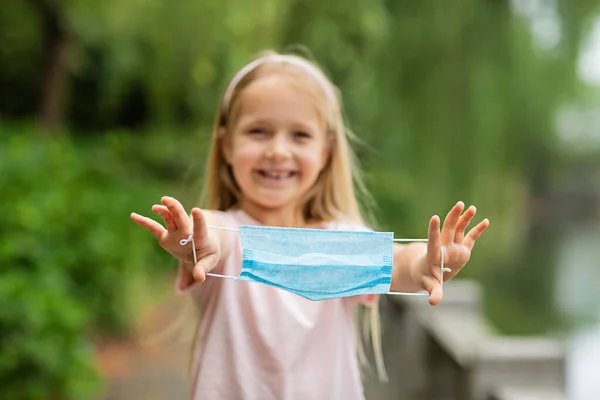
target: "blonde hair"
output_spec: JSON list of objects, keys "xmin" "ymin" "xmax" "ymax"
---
[{"xmin": 196, "ymin": 50, "xmax": 387, "ymax": 381}]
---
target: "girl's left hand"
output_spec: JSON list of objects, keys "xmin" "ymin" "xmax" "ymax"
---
[{"xmin": 413, "ymin": 201, "xmax": 489, "ymax": 306}]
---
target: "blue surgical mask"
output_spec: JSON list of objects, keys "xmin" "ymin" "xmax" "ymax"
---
[{"xmin": 180, "ymin": 225, "xmax": 448, "ymax": 301}]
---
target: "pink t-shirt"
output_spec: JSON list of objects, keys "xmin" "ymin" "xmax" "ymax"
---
[{"xmin": 176, "ymin": 209, "xmax": 378, "ymax": 400}]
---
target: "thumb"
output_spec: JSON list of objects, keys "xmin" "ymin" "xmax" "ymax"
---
[
  {"xmin": 191, "ymin": 207, "xmax": 209, "ymax": 243},
  {"xmin": 422, "ymin": 276, "xmax": 444, "ymax": 306},
  {"xmin": 192, "ymin": 253, "xmax": 219, "ymax": 283},
  {"xmin": 429, "ymin": 284, "xmax": 444, "ymax": 306}
]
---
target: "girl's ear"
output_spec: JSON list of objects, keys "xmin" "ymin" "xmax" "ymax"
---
[{"xmin": 219, "ymin": 127, "xmax": 232, "ymax": 164}]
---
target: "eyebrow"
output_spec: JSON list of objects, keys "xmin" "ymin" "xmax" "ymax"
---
[{"xmin": 238, "ymin": 117, "xmax": 319, "ymax": 133}]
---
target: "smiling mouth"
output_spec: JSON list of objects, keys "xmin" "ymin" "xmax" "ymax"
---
[{"xmin": 256, "ymin": 170, "xmax": 297, "ymax": 180}]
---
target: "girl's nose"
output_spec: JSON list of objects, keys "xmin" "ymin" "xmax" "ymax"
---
[{"xmin": 265, "ymin": 133, "xmax": 291, "ymax": 160}]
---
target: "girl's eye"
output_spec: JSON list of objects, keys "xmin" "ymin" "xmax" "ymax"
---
[
  {"xmin": 248, "ymin": 128, "xmax": 266, "ymax": 135},
  {"xmin": 294, "ymin": 131, "xmax": 311, "ymax": 139}
]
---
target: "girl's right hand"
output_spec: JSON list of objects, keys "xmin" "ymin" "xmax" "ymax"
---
[{"xmin": 130, "ymin": 196, "xmax": 220, "ymax": 282}]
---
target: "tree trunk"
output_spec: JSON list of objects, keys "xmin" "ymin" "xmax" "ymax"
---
[{"xmin": 26, "ymin": 0, "xmax": 71, "ymax": 134}]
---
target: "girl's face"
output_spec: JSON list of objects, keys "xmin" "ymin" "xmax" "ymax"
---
[{"xmin": 222, "ymin": 75, "xmax": 330, "ymax": 216}]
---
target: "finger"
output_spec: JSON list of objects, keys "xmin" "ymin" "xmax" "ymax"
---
[
  {"xmin": 161, "ymin": 196, "xmax": 191, "ymax": 232},
  {"xmin": 454, "ymin": 205, "xmax": 476, "ymax": 243},
  {"xmin": 191, "ymin": 208, "xmax": 209, "ymax": 242},
  {"xmin": 192, "ymin": 253, "xmax": 219, "ymax": 283},
  {"xmin": 429, "ymin": 285, "xmax": 444, "ymax": 306},
  {"xmin": 130, "ymin": 213, "xmax": 166, "ymax": 240},
  {"xmin": 152, "ymin": 206, "xmax": 176, "ymax": 232},
  {"xmin": 152, "ymin": 205, "xmax": 177, "ymax": 231},
  {"xmin": 463, "ymin": 218, "xmax": 490, "ymax": 250},
  {"xmin": 426, "ymin": 215, "xmax": 441, "ymax": 264},
  {"xmin": 440, "ymin": 201, "xmax": 464, "ymax": 244},
  {"xmin": 422, "ymin": 276, "xmax": 444, "ymax": 306}
]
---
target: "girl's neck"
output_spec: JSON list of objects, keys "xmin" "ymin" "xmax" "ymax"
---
[{"xmin": 237, "ymin": 199, "xmax": 320, "ymax": 228}]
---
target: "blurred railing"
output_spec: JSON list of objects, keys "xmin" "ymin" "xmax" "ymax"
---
[{"xmin": 364, "ymin": 280, "xmax": 566, "ymax": 400}]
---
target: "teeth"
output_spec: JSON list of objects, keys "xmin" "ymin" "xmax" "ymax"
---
[{"xmin": 264, "ymin": 171, "xmax": 292, "ymax": 179}]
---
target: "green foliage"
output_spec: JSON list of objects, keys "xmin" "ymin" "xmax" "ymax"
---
[
  {"xmin": 0, "ymin": 269, "xmax": 98, "ymax": 399},
  {"xmin": 0, "ymin": 123, "xmax": 173, "ymax": 398}
]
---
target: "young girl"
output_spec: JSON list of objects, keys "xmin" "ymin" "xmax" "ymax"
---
[{"xmin": 131, "ymin": 51, "xmax": 489, "ymax": 400}]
